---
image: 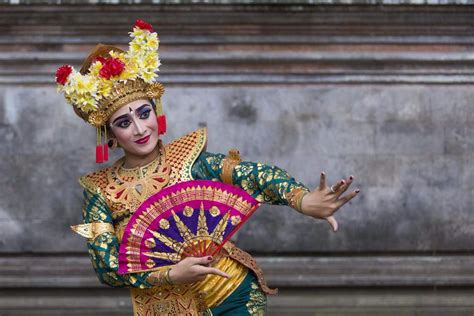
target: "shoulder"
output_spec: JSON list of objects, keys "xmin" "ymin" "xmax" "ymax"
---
[
  {"xmin": 78, "ymin": 164, "xmax": 114, "ymax": 194},
  {"xmin": 165, "ymin": 127, "xmax": 207, "ymax": 153},
  {"xmin": 165, "ymin": 127, "xmax": 208, "ymax": 181}
]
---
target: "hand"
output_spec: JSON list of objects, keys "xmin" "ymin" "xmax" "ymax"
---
[
  {"xmin": 168, "ymin": 256, "xmax": 230, "ymax": 285},
  {"xmin": 300, "ymin": 172, "xmax": 360, "ymax": 232}
]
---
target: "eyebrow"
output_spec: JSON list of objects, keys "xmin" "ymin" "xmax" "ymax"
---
[{"xmin": 112, "ymin": 104, "xmax": 151, "ymax": 124}]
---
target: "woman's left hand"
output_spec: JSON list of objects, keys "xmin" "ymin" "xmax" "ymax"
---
[{"xmin": 300, "ymin": 172, "xmax": 360, "ymax": 232}]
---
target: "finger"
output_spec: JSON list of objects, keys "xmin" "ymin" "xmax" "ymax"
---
[
  {"xmin": 326, "ymin": 216, "xmax": 338, "ymax": 232},
  {"xmin": 199, "ymin": 266, "xmax": 230, "ymax": 279},
  {"xmin": 337, "ymin": 176, "xmax": 354, "ymax": 196},
  {"xmin": 188, "ymin": 256, "xmax": 214, "ymax": 265},
  {"xmin": 318, "ymin": 172, "xmax": 326, "ymax": 191},
  {"xmin": 331, "ymin": 179, "xmax": 346, "ymax": 193},
  {"xmin": 336, "ymin": 189, "xmax": 360, "ymax": 207}
]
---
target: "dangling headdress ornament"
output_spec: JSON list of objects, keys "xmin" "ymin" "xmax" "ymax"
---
[{"xmin": 55, "ymin": 19, "xmax": 166, "ymax": 163}]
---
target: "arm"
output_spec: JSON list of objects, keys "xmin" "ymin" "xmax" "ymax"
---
[
  {"xmin": 79, "ymin": 188, "xmax": 162, "ymax": 288},
  {"xmin": 191, "ymin": 151, "xmax": 360, "ymax": 231},
  {"xmin": 77, "ymin": 188, "xmax": 227, "ymax": 287},
  {"xmin": 191, "ymin": 151, "xmax": 310, "ymax": 210}
]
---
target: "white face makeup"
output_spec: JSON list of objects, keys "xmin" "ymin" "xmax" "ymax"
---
[{"xmin": 108, "ymin": 98, "xmax": 159, "ymax": 159}]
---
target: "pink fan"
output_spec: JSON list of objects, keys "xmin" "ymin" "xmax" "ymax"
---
[{"xmin": 118, "ymin": 180, "xmax": 260, "ymax": 274}]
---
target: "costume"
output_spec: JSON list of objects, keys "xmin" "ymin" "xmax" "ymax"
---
[{"xmin": 57, "ymin": 20, "xmax": 310, "ymax": 315}]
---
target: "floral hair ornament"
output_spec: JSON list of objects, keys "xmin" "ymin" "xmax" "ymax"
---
[{"xmin": 55, "ymin": 19, "xmax": 166, "ymax": 164}]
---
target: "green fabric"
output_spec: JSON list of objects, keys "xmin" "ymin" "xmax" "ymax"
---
[
  {"xmin": 82, "ymin": 189, "xmax": 153, "ymax": 288},
  {"xmin": 191, "ymin": 151, "xmax": 310, "ymax": 205},
  {"xmin": 206, "ymin": 272, "xmax": 267, "ymax": 316}
]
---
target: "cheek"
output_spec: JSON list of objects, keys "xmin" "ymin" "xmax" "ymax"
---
[
  {"xmin": 146, "ymin": 115, "xmax": 158, "ymax": 131},
  {"xmin": 111, "ymin": 127, "xmax": 133, "ymax": 145}
]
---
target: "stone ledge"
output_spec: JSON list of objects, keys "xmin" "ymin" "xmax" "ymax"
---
[
  {"xmin": 2, "ymin": 0, "xmax": 474, "ymax": 5},
  {"xmin": 2, "ymin": 288, "xmax": 474, "ymax": 315},
  {"xmin": 2, "ymin": 254, "xmax": 474, "ymax": 288},
  {"xmin": 3, "ymin": 51, "xmax": 474, "ymax": 84}
]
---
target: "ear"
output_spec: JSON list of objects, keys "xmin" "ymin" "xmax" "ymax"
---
[{"xmin": 106, "ymin": 124, "xmax": 115, "ymax": 138}]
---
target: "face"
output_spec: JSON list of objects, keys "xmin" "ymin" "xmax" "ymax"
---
[{"xmin": 108, "ymin": 99, "xmax": 159, "ymax": 157}]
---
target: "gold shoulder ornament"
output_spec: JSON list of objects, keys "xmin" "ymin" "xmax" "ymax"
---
[
  {"xmin": 70, "ymin": 223, "xmax": 115, "ymax": 240},
  {"xmin": 221, "ymin": 148, "xmax": 242, "ymax": 185}
]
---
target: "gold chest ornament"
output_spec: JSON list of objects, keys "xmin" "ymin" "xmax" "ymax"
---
[{"xmin": 105, "ymin": 141, "xmax": 171, "ymax": 214}]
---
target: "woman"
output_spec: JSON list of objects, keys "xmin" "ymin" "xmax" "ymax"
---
[{"xmin": 58, "ymin": 20, "xmax": 359, "ymax": 316}]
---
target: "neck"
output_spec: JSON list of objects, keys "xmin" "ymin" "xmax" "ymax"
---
[{"xmin": 122, "ymin": 143, "xmax": 160, "ymax": 169}]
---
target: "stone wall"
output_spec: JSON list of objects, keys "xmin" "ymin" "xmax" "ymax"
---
[{"xmin": 0, "ymin": 2, "xmax": 474, "ymax": 315}]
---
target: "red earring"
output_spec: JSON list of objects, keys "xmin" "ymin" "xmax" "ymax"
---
[
  {"xmin": 96, "ymin": 127, "xmax": 104, "ymax": 163},
  {"xmin": 95, "ymin": 126, "xmax": 110, "ymax": 164},
  {"xmin": 157, "ymin": 115, "xmax": 166, "ymax": 135},
  {"xmin": 102, "ymin": 126, "xmax": 109, "ymax": 162}
]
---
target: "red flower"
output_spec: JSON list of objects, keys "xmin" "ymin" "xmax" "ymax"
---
[
  {"xmin": 99, "ymin": 57, "xmax": 125, "ymax": 79},
  {"xmin": 94, "ymin": 56, "xmax": 108, "ymax": 64},
  {"xmin": 133, "ymin": 19, "xmax": 154, "ymax": 32},
  {"xmin": 55, "ymin": 65, "xmax": 72, "ymax": 85}
]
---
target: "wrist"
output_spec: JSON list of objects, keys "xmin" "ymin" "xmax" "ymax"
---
[
  {"xmin": 147, "ymin": 266, "xmax": 175, "ymax": 286},
  {"xmin": 299, "ymin": 192, "xmax": 310, "ymax": 215},
  {"xmin": 165, "ymin": 267, "xmax": 174, "ymax": 285},
  {"xmin": 286, "ymin": 187, "xmax": 310, "ymax": 214}
]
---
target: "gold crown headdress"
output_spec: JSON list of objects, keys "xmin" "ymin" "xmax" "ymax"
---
[{"xmin": 55, "ymin": 19, "xmax": 166, "ymax": 163}]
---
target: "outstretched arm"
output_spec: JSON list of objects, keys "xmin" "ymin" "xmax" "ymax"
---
[
  {"xmin": 191, "ymin": 151, "xmax": 360, "ymax": 231},
  {"xmin": 191, "ymin": 151, "xmax": 309, "ymax": 206}
]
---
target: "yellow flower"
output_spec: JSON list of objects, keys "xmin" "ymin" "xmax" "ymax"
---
[
  {"xmin": 109, "ymin": 51, "xmax": 127, "ymax": 63},
  {"xmin": 76, "ymin": 93, "xmax": 97, "ymax": 112},
  {"xmin": 97, "ymin": 79, "xmax": 113, "ymax": 97},
  {"xmin": 144, "ymin": 33, "xmax": 158, "ymax": 50},
  {"xmin": 130, "ymin": 40, "xmax": 143, "ymax": 54},
  {"xmin": 89, "ymin": 61, "xmax": 102, "ymax": 77},
  {"xmin": 126, "ymin": 59, "xmax": 140, "ymax": 74},
  {"xmin": 143, "ymin": 55, "xmax": 159, "ymax": 70},
  {"xmin": 69, "ymin": 73, "xmax": 96, "ymax": 94},
  {"xmin": 140, "ymin": 70, "xmax": 156, "ymax": 83},
  {"xmin": 131, "ymin": 28, "xmax": 146, "ymax": 39}
]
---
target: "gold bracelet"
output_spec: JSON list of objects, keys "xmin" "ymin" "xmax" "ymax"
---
[
  {"xmin": 165, "ymin": 267, "xmax": 174, "ymax": 285},
  {"xmin": 286, "ymin": 187, "xmax": 310, "ymax": 214},
  {"xmin": 148, "ymin": 270, "xmax": 167, "ymax": 286}
]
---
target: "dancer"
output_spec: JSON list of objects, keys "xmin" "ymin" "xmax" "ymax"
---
[{"xmin": 57, "ymin": 20, "xmax": 360, "ymax": 315}]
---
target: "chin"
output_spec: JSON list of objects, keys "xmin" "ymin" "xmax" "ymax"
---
[{"xmin": 131, "ymin": 139, "xmax": 158, "ymax": 156}]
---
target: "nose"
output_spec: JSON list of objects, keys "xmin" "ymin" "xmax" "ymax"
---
[{"xmin": 131, "ymin": 116, "xmax": 145, "ymax": 136}]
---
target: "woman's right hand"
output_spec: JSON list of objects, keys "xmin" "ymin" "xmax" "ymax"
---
[{"xmin": 168, "ymin": 256, "xmax": 230, "ymax": 285}]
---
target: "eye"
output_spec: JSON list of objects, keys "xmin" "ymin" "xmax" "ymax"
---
[
  {"xmin": 117, "ymin": 120, "xmax": 131, "ymax": 128},
  {"xmin": 140, "ymin": 109, "xmax": 151, "ymax": 119}
]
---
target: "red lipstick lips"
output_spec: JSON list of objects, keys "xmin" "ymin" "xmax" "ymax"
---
[{"xmin": 135, "ymin": 135, "xmax": 150, "ymax": 144}]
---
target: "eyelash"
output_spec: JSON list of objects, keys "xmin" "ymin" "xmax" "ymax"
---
[{"xmin": 116, "ymin": 109, "xmax": 152, "ymax": 128}]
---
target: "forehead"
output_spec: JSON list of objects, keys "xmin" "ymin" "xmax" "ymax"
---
[{"xmin": 110, "ymin": 99, "xmax": 151, "ymax": 120}]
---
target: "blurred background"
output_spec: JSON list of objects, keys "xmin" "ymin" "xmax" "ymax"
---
[{"xmin": 0, "ymin": 0, "xmax": 473, "ymax": 315}]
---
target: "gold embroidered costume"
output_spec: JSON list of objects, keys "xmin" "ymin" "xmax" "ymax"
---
[
  {"xmin": 77, "ymin": 128, "xmax": 307, "ymax": 315},
  {"xmin": 59, "ymin": 19, "xmax": 310, "ymax": 316}
]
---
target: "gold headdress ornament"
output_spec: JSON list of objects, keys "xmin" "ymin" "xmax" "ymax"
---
[{"xmin": 55, "ymin": 19, "xmax": 166, "ymax": 163}]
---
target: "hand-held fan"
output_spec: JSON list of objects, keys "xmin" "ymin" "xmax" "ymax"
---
[{"xmin": 118, "ymin": 180, "xmax": 260, "ymax": 274}]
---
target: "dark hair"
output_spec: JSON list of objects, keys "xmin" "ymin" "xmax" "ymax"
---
[{"xmin": 149, "ymin": 99, "xmax": 157, "ymax": 111}]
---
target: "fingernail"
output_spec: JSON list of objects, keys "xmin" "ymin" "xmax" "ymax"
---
[
  {"xmin": 355, "ymin": 189, "xmax": 360, "ymax": 193},
  {"xmin": 341, "ymin": 180, "xmax": 345, "ymax": 184},
  {"xmin": 207, "ymin": 256, "xmax": 213, "ymax": 261}
]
